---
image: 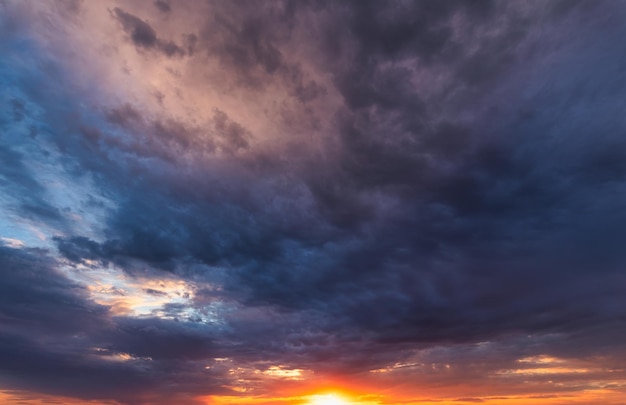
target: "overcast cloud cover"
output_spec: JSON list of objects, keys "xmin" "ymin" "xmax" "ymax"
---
[{"xmin": 1, "ymin": 1, "xmax": 626, "ymax": 404}]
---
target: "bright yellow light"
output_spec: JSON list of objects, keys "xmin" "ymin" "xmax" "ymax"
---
[{"xmin": 309, "ymin": 394, "xmax": 349, "ymax": 405}]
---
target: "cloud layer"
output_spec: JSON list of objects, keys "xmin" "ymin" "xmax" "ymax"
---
[{"xmin": 1, "ymin": 1, "xmax": 626, "ymax": 404}]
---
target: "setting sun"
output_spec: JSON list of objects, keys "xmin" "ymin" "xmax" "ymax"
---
[{"xmin": 309, "ymin": 394, "xmax": 349, "ymax": 405}]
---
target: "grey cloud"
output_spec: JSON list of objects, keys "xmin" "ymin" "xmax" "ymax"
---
[
  {"xmin": 154, "ymin": 0, "xmax": 171, "ymax": 14},
  {"xmin": 113, "ymin": 7, "xmax": 157, "ymax": 48},
  {"xmin": 65, "ymin": 0, "xmax": 626, "ymax": 330},
  {"xmin": 0, "ymin": 333, "xmax": 153, "ymax": 403},
  {"xmin": 105, "ymin": 317, "xmax": 215, "ymax": 361},
  {"xmin": 102, "ymin": 103, "xmax": 253, "ymax": 159},
  {"xmin": 113, "ymin": 7, "xmax": 185, "ymax": 58},
  {"xmin": 211, "ymin": 108, "xmax": 251, "ymax": 152},
  {"xmin": 0, "ymin": 144, "xmax": 67, "ymax": 227},
  {"xmin": 196, "ymin": 1, "xmax": 328, "ymax": 106},
  {"xmin": 105, "ymin": 103, "xmax": 144, "ymax": 128},
  {"xmin": 144, "ymin": 288, "xmax": 168, "ymax": 296},
  {"xmin": 0, "ymin": 245, "xmax": 108, "ymax": 336},
  {"xmin": 0, "ymin": 246, "xmax": 145, "ymax": 402},
  {"xmin": 54, "ymin": 0, "xmax": 626, "ymax": 353},
  {"xmin": 0, "ymin": 245, "xmax": 230, "ymax": 403},
  {"xmin": 10, "ymin": 98, "xmax": 26, "ymax": 121},
  {"xmin": 205, "ymin": 12, "xmax": 284, "ymax": 76}
]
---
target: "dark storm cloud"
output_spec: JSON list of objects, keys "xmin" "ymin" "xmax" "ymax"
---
[
  {"xmin": 1, "ymin": 102, "xmax": 47, "ymax": 221},
  {"xmin": 154, "ymin": 0, "xmax": 171, "ymax": 14},
  {"xmin": 196, "ymin": 1, "xmax": 329, "ymax": 105},
  {"xmin": 113, "ymin": 8, "xmax": 157, "ymax": 48},
  {"xmin": 53, "ymin": 189, "xmax": 274, "ymax": 272},
  {"xmin": 0, "ymin": 245, "xmax": 229, "ymax": 403},
  {"xmin": 0, "ymin": 246, "xmax": 145, "ymax": 401},
  {"xmin": 101, "ymin": 102, "xmax": 253, "ymax": 159},
  {"xmin": 105, "ymin": 103, "xmax": 144, "ymax": 128},
  {"xmin": 49, "ymin": 0, "xmax": 626, "ymax": 350},
  {"xmin": 10, "ymin": 98, "xmax": 26, "ymax": 121},
  {"xmin": 0, "ymin": 333, "xmax": 152, "ymax": 401},
  {"xmin": 113, "ymin": 7, "xmax": 185, "ymax": 57},
  {"xmin": 211, "ymin": 109, "xmax": 251, "ymax": 152},
  {"xmin": 201, "ymin": 0, "xmax": 626, "ymax": 349},
  {"xmin": 203, "ymin": 8, "xmax": 284, "ymax": 76},
  {"xmin": 105, "ymin": 317, "xmax": 215, "ymax": 361},
  {"xmin": 0, "ymin": 245, "xmax": 107, "ymax": 336},
  {"xmin": 0, "ymin": 144, "xmax": 66, "ymax": 226},
  {"xmin": 0, "ymin": 327, "xmax": 224, "ymax": 405}
]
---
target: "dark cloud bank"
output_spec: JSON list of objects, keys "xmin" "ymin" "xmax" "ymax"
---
[{"xmin": 1, "ymin": 0, "xmax": 626, "ymax": 403}]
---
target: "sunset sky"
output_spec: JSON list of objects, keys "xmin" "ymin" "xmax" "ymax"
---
[{"xmin": 2, "ymin": 1, "xmax": 626, "ymax": 404}]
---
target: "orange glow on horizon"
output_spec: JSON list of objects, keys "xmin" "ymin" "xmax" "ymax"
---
[
  {"xmin": 308, "ymin": 393, "xmax": 350, "ymax": 405},
  {"xmin": 203, "ymin": 383, "xmax": 626, "ymax": 405}
]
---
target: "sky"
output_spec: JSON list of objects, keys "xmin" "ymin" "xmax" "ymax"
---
[{"xmin": 1, "ymin": 0, "xmax": 626, "ymax": 404}]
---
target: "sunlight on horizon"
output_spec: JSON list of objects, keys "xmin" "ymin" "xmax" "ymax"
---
[{"xmin": 308, "ymin": 394, "xmax": 350, "ymax": 405}]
